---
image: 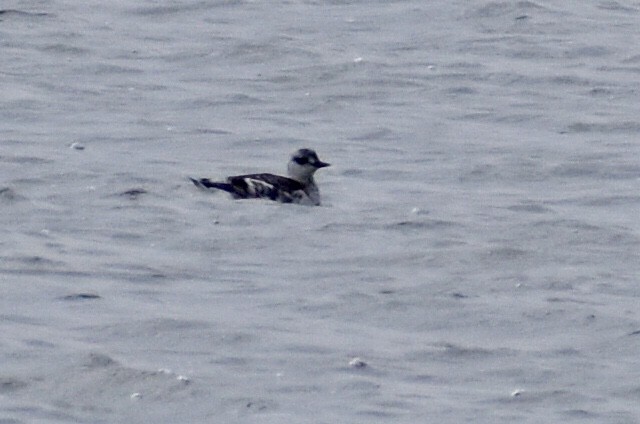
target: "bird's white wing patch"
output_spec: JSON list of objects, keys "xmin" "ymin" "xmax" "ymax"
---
[{"xmin": 244, "ymin": 178, "xmax": 275, "ymax": 196}]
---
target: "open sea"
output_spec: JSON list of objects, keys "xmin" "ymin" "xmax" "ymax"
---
[{"xmin": 1, "ymin": 1, "xmax": 640, "ymax": 422}]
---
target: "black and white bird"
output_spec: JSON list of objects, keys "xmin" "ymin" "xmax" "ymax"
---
[{"xmin": 189, "ymin": 148, "xmax": 330, "ymax": 206}]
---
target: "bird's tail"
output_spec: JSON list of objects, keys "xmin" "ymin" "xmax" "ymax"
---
[{"xmin": 189, "ymin": 177, "xmax": 234, "ymax": 193}]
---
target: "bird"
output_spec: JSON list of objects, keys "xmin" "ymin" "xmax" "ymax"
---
[{"xmin": 189, "ymin": 148, "xmax": 330, "ymax": 206}]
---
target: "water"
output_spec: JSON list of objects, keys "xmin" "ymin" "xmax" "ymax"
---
[{"xmin": 1, "ymin": 1, "xmax": 639, "ymax": 422}]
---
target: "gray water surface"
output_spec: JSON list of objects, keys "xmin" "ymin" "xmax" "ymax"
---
[{"xmin": 1, "ymin": 1, "xmax": 640, "ymax": 422}]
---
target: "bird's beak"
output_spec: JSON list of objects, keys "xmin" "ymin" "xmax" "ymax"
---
[{"xmin": 316, "ymin": 161, "xmax": 330, "ymax": 168}]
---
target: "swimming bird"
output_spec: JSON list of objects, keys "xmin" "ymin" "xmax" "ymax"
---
[{"xmin": 190, "ymin": 148, "xmax": 330, "ymax": 206}]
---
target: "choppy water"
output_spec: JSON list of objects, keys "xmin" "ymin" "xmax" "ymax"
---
[{"xmin": 1, "ymin": 1, "xmax": 640, "ymax": 422}]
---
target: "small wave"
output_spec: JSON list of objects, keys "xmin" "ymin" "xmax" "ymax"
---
[
  {"xmin": 506, "ymin": 203, "xmax": 552, "ymax": 213},
  {"xmin": 0, "ymin": 9, "xmax": 50, "ymax": 19},
  {"xmin": 0, "ymin": 377, "xmax": 28, "ymax": 393},
  {"xmin": 387, "ymin": 219, "xmax": 458, "ymax": 231},
  {"xmin": 0, "ymin": 187, "xmax": 26, "ymax": 202},
  {"xmin": 564, "ymin": 121, "xmax": 640, "ymax": 134}
]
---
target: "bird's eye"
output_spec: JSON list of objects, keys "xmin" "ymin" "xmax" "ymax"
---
[{"xmin": 294, "ymin": 157, "xmax": 308, "ymax": 165}]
